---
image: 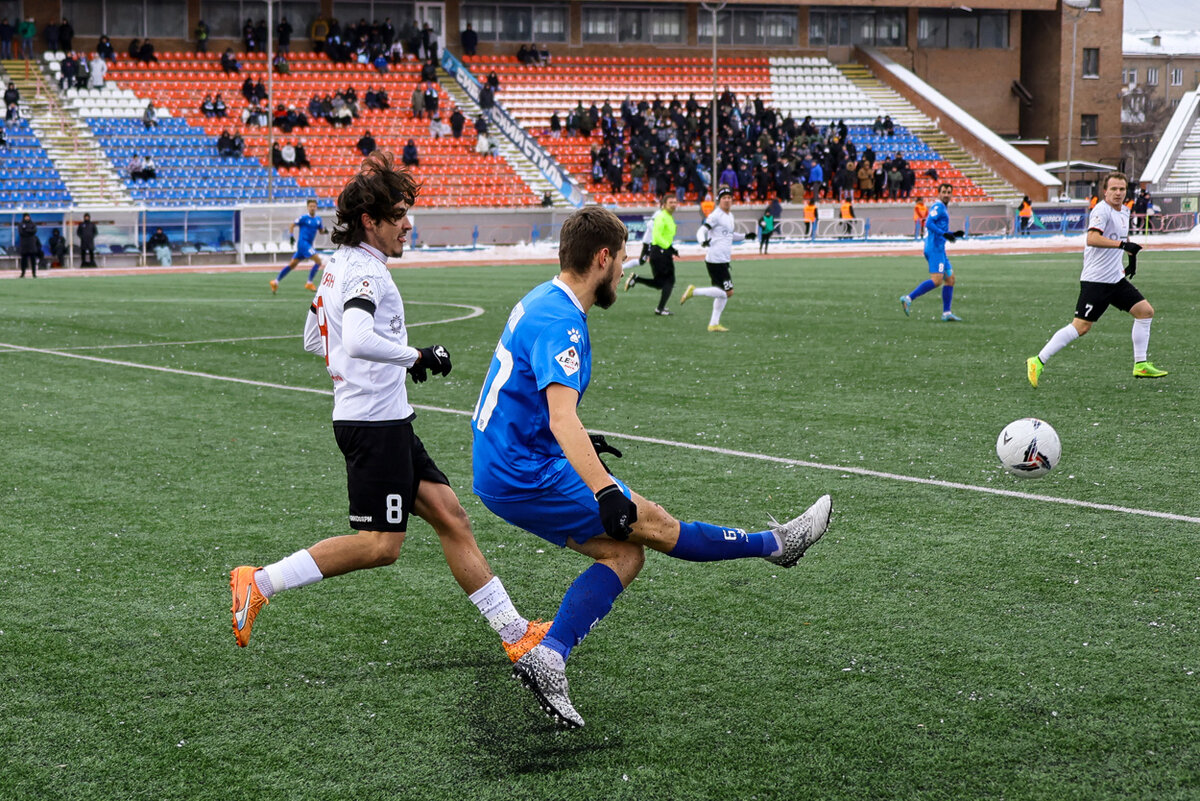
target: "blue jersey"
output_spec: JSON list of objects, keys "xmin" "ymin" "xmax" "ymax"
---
[
  {"xmin": 924, "ymin": 200, "xmax": 950, "ymax": 253},
  {"xmin": 472, "ymin": 277, "xmax": 591, "ymax": 501},
  {"xmin": 294, "ymin": 213, "xmax": 324, "ymax": 249}
]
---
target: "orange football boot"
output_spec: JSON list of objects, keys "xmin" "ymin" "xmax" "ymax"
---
[
  {"xmin": 503, "ymin": 619, "xmax": 552, "ymax": 663},
  {"xmin": 230, "ymin": 566, "xmax": 268, "ymax": 647}
]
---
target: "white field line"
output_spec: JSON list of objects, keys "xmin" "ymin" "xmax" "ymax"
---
[{"xmin": 3, "ymin": 340, "xmax": 1198, "ymax": 526}]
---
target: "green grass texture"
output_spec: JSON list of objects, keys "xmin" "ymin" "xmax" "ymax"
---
[{"xmin": 1, "ymin": 251, "xmax": 1197, "ymax": 801}]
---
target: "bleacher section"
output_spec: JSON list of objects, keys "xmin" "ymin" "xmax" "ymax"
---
[
  {"xmin": 0, "ymin": 119, "xmax": 72, "ymax": 207},
  {"xmin": 99, "ymin": 52, "xmax": 535, "ymax": 207},
  {"xmin": 768, "ymin": 57, "xmax": 881, "ymax": 123}
]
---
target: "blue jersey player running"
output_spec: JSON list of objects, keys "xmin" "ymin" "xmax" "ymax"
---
[
  {"xmin": 271, "ymin": 199, "xmax": 326, "ymax": 293},
  {"xmin": 900, "ymin": 182, "xmax": 964, "ymax": 321},
  {"xmin": 471, "ymin": 206, "xmax": 833, "ymax": 729}
]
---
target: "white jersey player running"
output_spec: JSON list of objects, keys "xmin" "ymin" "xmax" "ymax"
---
[
  {"xmin": 680, "ymin": 186, "xmax": 754, "ymax": 331},
  {"xmin": 230, "ymin": 151, "xmax": 547, "ymax": 664},
  {"xmin": 1026, "ymin": 171, "xmax": 1168, "ymax": 387}
]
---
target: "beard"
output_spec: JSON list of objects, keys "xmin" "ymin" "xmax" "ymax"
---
[{"xmin": 595, "ymin": 278, "xmax": 616, "ymax": 309}]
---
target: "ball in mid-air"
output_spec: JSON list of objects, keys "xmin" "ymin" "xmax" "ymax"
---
[{"xmin": 996, "ymin": 418, "xmax": 1061, "ymax": 478}]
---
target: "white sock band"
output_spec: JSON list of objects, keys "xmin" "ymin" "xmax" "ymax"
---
[
  {"xmin": 468, "ymin": 576, "xmax": 527, "ymax": 642},
  {"xmin": 1038, "ymin": 324, "xmax": 1080, "ymax": 364},
  {"xmin": 1132, "ymin": 317, "xmax": 1151, "ymax": 363},
  {"xmin": 261, "ymin": 549, "xmax": 323, "ymax": 598},
  {"xmin": 710, "ymin": 294, "xmax": 728, "ymax": 326}
]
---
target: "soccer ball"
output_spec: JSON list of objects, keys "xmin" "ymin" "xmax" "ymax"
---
[{"xmin": 996, "ymin": 418, "xmax": 1061, "ymax": 478}]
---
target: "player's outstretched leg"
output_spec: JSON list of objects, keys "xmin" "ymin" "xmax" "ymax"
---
[
  {"xmin": 513, "ymin": 644, "xmax": 585, "ymax": 728},
  {"xmin": 765, "ymin": 494, "xmax": 833, "ymax": 568}
]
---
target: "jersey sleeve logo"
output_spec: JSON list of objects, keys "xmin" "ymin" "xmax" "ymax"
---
[
  {"xmin": 350, "ymin": 277, "xmax": 376, "ymax": 303},
  {"xmin": 568, "ymin": 327, "xmax": 582, "ymax": 343},
  {"xmin": 555, "ymin": 345, "xmax": 581, "ymax": 376}
]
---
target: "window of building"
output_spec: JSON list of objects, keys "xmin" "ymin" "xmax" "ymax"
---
[
  {"xmin": 1127, "ymin": 68, "xmax": 1137, "ymax": 85},
  {"xmin": 917, "ymin": 9, "xmax": 1007, "ymax": 49},
  {"xmin": 697, "ymin": 5, "xmax": 794, "ymax": 45},
  {"xmin": 1147, "ymin": 67, "xmax": 1159, "ymax": 85},
  {"xmin": 1081, "ymin": 48, "xmax": 1099, "ymax": 78},
  {"xmin": 1170, "ymin": 68, "xmax": 1183, "ymax": 86},
  {"xmin": 1080, "ymin": 114, "xmax": 1098, "ymax": 144},
  {"xmin": 583, "ymin": 5, "xmax": 684, "ymax": 44},
  {"xmin": 1088, "ymin": 0, "xmax": 1101, "ymax": 9},
  {"xmin": 811, "ymin": 7, "xmax": 904, "ymax": 48},
  {"xmin": 464, "ymin": 4, "xmax": 567, "ymax": 42},
  {"xmin": 68, "ymin": 0, "xmax": 188, "ymax": 38}
]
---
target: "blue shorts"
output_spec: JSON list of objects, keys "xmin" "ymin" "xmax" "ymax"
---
[
  {"xmin": 477, "ymin": 459, "xmax": 631, "ymax": 548},
  {"xmin": 925, "ymin": 248, "xmax": 952, "ymax": 276},
  {"xmin": 292, "ymin": 244, "xmax": 318, "ymax": 262}
]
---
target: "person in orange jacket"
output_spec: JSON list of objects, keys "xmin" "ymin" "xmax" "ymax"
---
[
  {"xmin": 1018, "ymin": 196, "xmax": 1033, "ymax": 235},
  {"xmin": 913, "ymin": 197, "xmax": 928, "ymax": 239}
]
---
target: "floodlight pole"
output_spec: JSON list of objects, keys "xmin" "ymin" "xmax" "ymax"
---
[
  {"xmin": 702, "ymin": 2, "xmax": 725, "ymax": 200},
  {"xmin": 267, "ymin": 0, "xmax": 275, "ymax": 203},
  {"xmin": 1062, "ymin": 0, "xmax": 1089, "ymax": 201}
]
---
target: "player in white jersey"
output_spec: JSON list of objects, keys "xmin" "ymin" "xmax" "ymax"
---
[
  {"xmin": 680, "ymin": 186, "xmax": 754, "ymax": 332},
  {"xmin": 1026, "ymin": 171, "xmax": 1168, "ymax": 387},
  {"xmin": 231, "ymin": 151, "xmax": 548, "ymax": 662}
]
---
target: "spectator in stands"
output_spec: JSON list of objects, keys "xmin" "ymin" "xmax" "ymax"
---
[
  {"xmin": 221, "ymin": 48, "xmax": 240, "ymax": 73},
  {"xmin": 422, "ymin": 82, "xmax": 439, "ymax": 118},
  {"xmin": 538, "ymin": 43, "xmax": 551, "ymax": 65},
  {"xmin": 421, "ymin": 21, "xmax": 438, "ymax": 60},
  {"xmin": 329, "ymin": 95, "xmax": 353, "ymax": 126},
  {"xmin": 44, "ymin": 19, "xmax": 60, "ymax": 53},
  {"xmin": 128, "ymin": 154, "xmax": 144, "ymax": 180},
  {"xmin": 273, "ymin": 103, "xmax": 290, "ymax": 131},
  {"xmin": 0, "ymin": 18, "xmax": 13, "ymax": 60},
  {"xmin": 216, "ymin": 129, "xmax": 242, "ymax": 157},
  {"xmin": 718, "ymin": 163, "xmax": 738, "ymax": 195},
  {"xmin": 142, "ymin": 101, "xmax": 158, "ymax": 130},
  {"xmin": 429, "ymin": 115, "xmax": 450, "ymax": 139},
  {"xmin": 476, "ymin": 131, "xmax": 497, "ymax": 158},
  {"xmin": 310, "ymin": 17, "xmax": 329, "ymax": 53},
  {"xmin": 0, "ymin": 125, "xmax": 7, "ymax": 149},
  {"xmin": 517, "ymin": 44, "xmax": 530, "ymax": 65},
  {"xmin": 460, "ymin": 22, "xmax": 477, "ymax": 56},
  {"xmin": 201, "ymin": 94, "xmax": 217, "ymax": 117},
  {"xmin": 147, "ymin": 227, "xmax": 172, "ymax": 266},
  {"xmin": 474, "ymin": 115, "xmax": 487, "ymax": 137},
  {"xmin": 307, "ymin": 93, "xmax": 324, "ymax": 121},
  {"xmin": 47, "ymin": 228, "xmax": 67, "ymax": 268},
  {"xmin": 356, "ymin": 129, "xmax": 377, "ymax": 156},
  {"xmin": 548, "ymin": 111, "xmax": 561, "ymax": 138},
  {"xmin": 402, "ymin": 138, "xmax": 419, "ymax": 166},
  {"xmin": 195, "ymin": 20, "xmax": 209, "ymax": 53},
  {"xmin": 242, "ymin": 98, "xmax": 268, "ymax": 126},
  {"xmin": 872, "ymin": 162, "xmax": 886, "ymax": 200},
  {"xmin": 77, "ymin": 213, "xmax": 98, "ymax": 267},
  {"xmin": 271, "ymin": 142, "xmax": 286, "ymax": 167},
  {"xmin": 486, "ymin": 70, "xmax": 500, "ymax": 91},
  {"xmin": 89, "ymin": 51, "xmax": 106, "ymax": 89},
  {"xmin": 242, "ymin": 19, "xmax": 256, "ymax": 51},
  {"xmin": 241, "ymin": 76, "xmax": 255, "ymax": 102},
  {"xmin": 59, "ymin": 53, "xmax": 78, "ymax": 90},
  {"xmin": 254, "ymin": 20, "xmax": 268, "ymax": 52},
  {"xmin": 882, "ymin": 115, "xmax": 894, "ymax": 136},
  {"xmin": 807, "ymin": 160, "xmax": 824, "ymax": 200},
  {"xmin": 409, "ymin": 82, "xmax": 423, "ymax": 118},
  {"xmin": 420, "ymin": 58, "xmax": 437, "ymax": 82},
  {"xmin": 18, "ymin": 15, "xmax": 34, "ymax": 59},
  {"xmin": 97, "ymin": 35, "xmax": 115, "ymax": 61},
  {"xmin": 60, "ymin": 17, "xmax": 75, "ymax": 51},
  {"xmin": 254, "ymin": 78, "xmax": 267, "ymax": 102},
  {"xmin": 887, "ymin": 162, "xmax": 903, "ymax": 199},
  {"xmin": 141, "ymin": 155, "xmax": 158, "ymax": 180},
  {"xmin": 373, "ymin": 52, "xmax": 389, "ymax": 73},
  {"xmin": 290, "ymin": 138, "xmax": 308, "ymax": 168},
  {"xmin": 363, "ymin": 87, "xmax": 387, "ymax": 110},
  {"xmin": 213, "ymin": 93, "xmax": 227, "ymax": 117},
  {"xmin": 128, "ymin": 38, "xmax": 142, "ymax": 60},
  {"xmin": 478, "ymin": 83, "xmax": 494, "ymax": 111},
  {"xmin": 277, "ymin": 17, "xmax": 292, "ymax": 53},
  {"xmin": 18, "ymin": 214, "xmax": 40, "ymax": 278},
  {"xmin": 273, "ymin": 53, "xmax": 289, "ymax": 74},
  {"xmin": 138, "ymin": 39, "xmax": 158, "ymax": 63},
  {"xmin": 835, "ymin": 161, "xmax": 855, "ymax": 202}
]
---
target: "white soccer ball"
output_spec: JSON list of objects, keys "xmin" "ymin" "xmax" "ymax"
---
[{"xmin": 996, "ymin": 418, "xmax": 1061, "ymax": 478}]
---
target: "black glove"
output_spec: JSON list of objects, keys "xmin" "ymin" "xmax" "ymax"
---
[
  {"xmin": 595, "ymin": 483, "xmax": 636, "ymax": 541},
  {"xmin": 1120, "ymin": 240, "xmax": 1143, "ymax": 255},
  {"xmin": 589, "ymin": 433, "xmax": 622, "ymax": 473},
  {"xmin": 1124, "ymin": 251, "xmax": 1137, "ymax": 278},
  {"xmin": 289, "ymin": 234, "xmax": 295, "ymax": 246},
  {"xmin": 952, "ymin": 230, "xmax": 965, "ymax": 238},
  {"xmin": 744, "ymin": 230, "xmax": 756, "ymax": 240},
  {"xmin": 702, "ymin": 239, "xmax": 711, "ymax": 248},
  {"xmin": 408, "ymin": 345, "xmax": 452, "ymax": 383},
  {"xmin": 638, "ymin": 242, "xmax": 649, "ymax": 265}
]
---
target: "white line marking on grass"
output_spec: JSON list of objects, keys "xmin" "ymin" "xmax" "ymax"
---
[{"xmin": 5, "ymin": 343, "xmax": 1198, "ymax": 526}]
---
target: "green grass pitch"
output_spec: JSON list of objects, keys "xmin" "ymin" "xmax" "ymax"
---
[{"xmin": 1, "ymin": 250, "xmax": 1198, "ymax": 800}]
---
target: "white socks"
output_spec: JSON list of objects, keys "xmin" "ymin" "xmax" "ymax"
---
[
  {"xmin": 255, "ymin": 549, "xmax": 323, "ymax": 599},
  {"xmin": 693, "ymin": 286, "xmax": 728, "ymax": 326},
  {"xmin": 1132, "ymin": 318, "xmax": 1152, "ymax": 363},
  {"xmin": 468, "ymin": 576, "xmax": 530, "ymax": 644},
  {"xmin": 1038, "ymin": 324, "xmax": 1080, "ymax": 364}
]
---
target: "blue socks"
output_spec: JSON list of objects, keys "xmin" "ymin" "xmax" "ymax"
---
[
  {"xmin": 669, "ymin": 520, "xmax": 776, "ymax": 562},
  {"xmin": 275, "ymin": 265, "xmax": 293, "ymax": 282},
  {"xmin": 942, "ymin": 284, "xmax": 954, "ymax": 313},
  {"xmin": 307, "ymin": 263, "xmax": 321, "ymax": 282},
  {"xmin": 909, "ymin": 279, "xmax": 936, "ymax": 300},
  {"xmin": 543, "ymin": 563, "xmax": 624, "ymax": 661}
]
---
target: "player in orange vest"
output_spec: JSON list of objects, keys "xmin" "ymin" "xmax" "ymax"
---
[
  {"xmin": 803, "ymin": 197, "xmax": 817, "ymax": 237},
  {"xmin": 913, "ymin": 197, "xmax": 928, "ymax": 239},
  {"xmin": 1018, "ymin": 196, "xmax": 1033, "ymax": 235}
]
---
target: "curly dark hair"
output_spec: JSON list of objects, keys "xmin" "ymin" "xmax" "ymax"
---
[
  {"xmin": 558, "ymin": 205, "xmax": 626, "ymax": 276},
  {"xmin": 331, "ymin": 150, "xmax": 421, "ymax": 247}
]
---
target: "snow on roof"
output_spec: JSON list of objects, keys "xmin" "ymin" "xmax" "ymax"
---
[{"xmin": 1124, "ymin": 30, "xmax": 1200, "ymax": 57}]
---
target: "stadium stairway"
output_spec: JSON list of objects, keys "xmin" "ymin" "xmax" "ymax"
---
[
  {"xmin": 2, "ymin": 59, "xmax": 132, "ymax": 205},
  {"xmin": 436, "ymin": 63, "xmax": 581, "ymax": 208},
  {"xmin": 1162, "ymin": 117, "xmax": 1200, "ymax": 192},
  {"xmin": 837, "ymin": 63, "xmax": 1021, "ymax": 203}
]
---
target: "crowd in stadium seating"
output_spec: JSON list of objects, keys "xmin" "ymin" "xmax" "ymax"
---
[
  {"xmin": 4, "ymin": 81, "xmax": 19, "ymax": 121},
  {"xmin": 271, "ymin": 140, "xmax": 310, "ymax": 168}
]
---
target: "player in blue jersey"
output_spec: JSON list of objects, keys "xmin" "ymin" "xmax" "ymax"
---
[
  {"xmin": 271, "ymin": 198, "xmax": 327, "ymax": 293},
  {"xmin": 900, "ymin": 183, "xmax": 965, "ymax": 321},
  {"xmin": 471, "ymin": 205, "xmax": 833, "ymax": 728}
]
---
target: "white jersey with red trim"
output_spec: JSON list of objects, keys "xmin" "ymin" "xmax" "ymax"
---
[
  {"xmin": 1081, "ymin": 201, "xmax": 1128, "ymax": 284},
  {"xmin": 312, "ymin": 244, "xmax": 414, "ymax": 422}
]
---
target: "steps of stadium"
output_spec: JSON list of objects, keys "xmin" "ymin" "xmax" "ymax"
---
[
  {"xmin": 1162, "ymin": 117, "xmax": 1200, "ymax": 192},
  {"xmin": 1, "ymin": 59, "xmax": 132, "ymax": 206},
  {"xmin": 437, "ymin": 66, "xmax": 583, "ymax": 209},
  {"xmin": 838, "ymin": 63, "xmax": 1021, "ymax": 203}
]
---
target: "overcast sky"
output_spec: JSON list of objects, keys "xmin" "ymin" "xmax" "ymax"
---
[{"xmin": 1125, "ymin": 0, "xmax": 1200, "ymax": 31}]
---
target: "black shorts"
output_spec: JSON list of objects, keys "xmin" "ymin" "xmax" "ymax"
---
[
  {"xmin": 649, "ymin": 248, "xmax": 675, "ymax": 281},
  {"xmin": 333, "ymin": 422, "xmax": 449, "ymax": 532},
  {"xmin": 1074, "ymin": 279, "xmax": 1145, "ymax": 322},
  {"xmin": 706, "ymin": 262, "xmax": 733, "ymax": 292}
]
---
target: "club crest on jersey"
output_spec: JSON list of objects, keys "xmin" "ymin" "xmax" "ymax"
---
[
  {"xmin": 555, "ymin": 345, "xmax": 581, "ymax": 376},
  {"xmin": 389, "ymin": 314, "xmax": 404, "ymax": 333},
  {"xmin": 567, "ymin": 327, "xmax": 582, "ymax": 344}
]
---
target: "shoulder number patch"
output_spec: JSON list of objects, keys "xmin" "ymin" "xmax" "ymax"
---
[{"xmin": 555, "ymin": 345, "xmax": 581, "ymax": 376}]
